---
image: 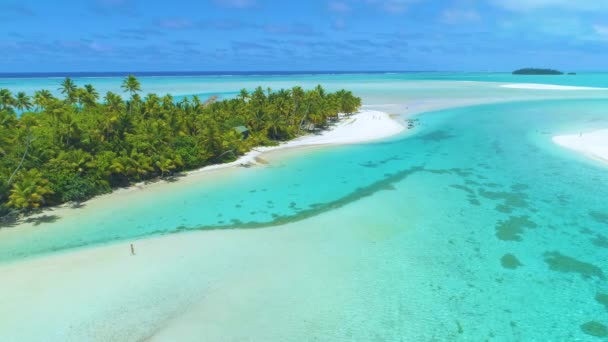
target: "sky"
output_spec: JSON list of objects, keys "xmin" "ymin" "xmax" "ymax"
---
[{"xmin": 1, "ymin": 0, "xmax": 607, "ymax": 72}]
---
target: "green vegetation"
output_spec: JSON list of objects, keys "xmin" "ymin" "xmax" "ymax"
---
[
  {"xmin": 0, "ymin": 76, "xmax": 361, "ymax": 214},
  {"xmin": 512, "ymin": 68, "xmax": 564, "ymax": 75}
]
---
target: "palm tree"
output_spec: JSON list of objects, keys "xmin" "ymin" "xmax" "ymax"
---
[
  {"xmin": 55, "ymin": 150, "xmax": 93, "ymax": 174},
  {"xmin": 104, "ymin": 92, "xmax": 124, "ymax": 113},
  {"xmin": 342, "ymin": 90, "xmax": 361, "ymax": 115},
  {"xmin": 126, "ymin": 151, "xmax": 153, "ymax": 179},
  {"xmin": 191, "ymin": 95, "xmax": 202, "ymax": 113},
  {"xmin": 161, "ymin": 94, "xmax": 174, "ymax": 111},
  {"xmin": 60, "ymin": 114, "xmax": 81, "ymax": 147},
  {"xmin": 155, "ymin": 155, "xmax": 182, "ymax": 177},
  {"xmin": 238, "ymin": 88, "xmax": 250, "ymax": 102},
  {"xmin": 121, "ymin": 75, "xmax": 141, "ymax": 116},
  {"xmin": 264, "ymin": 109, "xmax": 287, "ymax": 140},
  {"xmin": 14, "ymin": 92, "xmax": 32, "ymax": 112},
  {"xmin": 33, "ymin": 90, "xmax": 54, "ymax": 111},
  {"xmin": 59, "ymin": 77, "xmax": 77, "ymax": 104},
  {"xmin": 143, "ymin": 93, "xmax": 160, "ymax": 118},
  {"xmin": 82, "ymin": 84, "xmax": 99, "ymax": 107},
  {"xmin": 121, "ymin": 75, "xmax": 141, "ymax": 98},
  {"xmin": 84, "ymin": 84, "xmax": 99, "ymax": 100},
  {"xmin": 314, "ymin": 84, "xmax": 326, "ymax": 98},
  {"xmin": 0, "ymin": 110, "xmax": 17, "ymax": 156},
  {"xmin": 0, "ymin": 89, "xmax": 16, "ymax": 111},
  {"xmin": 178, "ymin": 96, "xmax": 190, "ymax": 110},
  {"xmin": 7, "ymin": 169, "xmax": 53, "ymax": 210}
]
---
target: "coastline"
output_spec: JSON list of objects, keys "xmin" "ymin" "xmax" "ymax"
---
[
  {"xmin": 7, "ymin": 81, "xmax": 605, "ymax": 238},
  {"xmin": 553, "ymin": 129, "xmax": 608, "ymax": 164},
  {"xmin": 2, "ymin": 109, "xmax": 405, "ymax": 230},
  {"xmin": 189, "ymin": 109, "xmax": 405, "ymax": 174}
]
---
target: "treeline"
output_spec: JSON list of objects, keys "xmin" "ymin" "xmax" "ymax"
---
[{"xmin": 0, "ymin": 76, "xmax": 361, "ymax": 213}]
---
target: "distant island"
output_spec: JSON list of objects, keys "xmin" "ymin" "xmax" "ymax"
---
[{"xmin": 512, "ymin": 68, "xmax": 564, "ymax": 75}]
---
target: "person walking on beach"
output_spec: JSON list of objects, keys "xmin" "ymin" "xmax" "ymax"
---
[{"xmin": 130, "ymin": 243, "xmax": 135, "ymax": 256}]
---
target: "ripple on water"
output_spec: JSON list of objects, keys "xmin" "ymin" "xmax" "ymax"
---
[
  {"xmin": 589, "ymin": 211, "xmax": 608, "ymax": 225},
  {"xmin": 591, "ymin": 234, "xmax": 608, "ymax": 248}
]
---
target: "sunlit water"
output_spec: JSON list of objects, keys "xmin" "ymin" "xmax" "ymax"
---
[
  {"xmin": 3, "ymin": 71, "xmax": 608, "ymax": 100},
  {"xmin": 1, "ymin": 73, "xmax": 608, "ymax": 340}
]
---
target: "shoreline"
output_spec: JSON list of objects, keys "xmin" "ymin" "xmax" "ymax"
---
[
  {"xmin": 187, "ymin": 109, "xmax": 405, "ymax": 174},
  {"xmin": 5, "ymin": 83, "xmax": 608, "ymax": 236},
  {"xmin": 7, "ymin": 83, "xmax": 604, "ymax": 233},
  {"xmin": 553, "ymin": 129, "xmax": 608, "ymax": 164},
  {"xmin": 2, "ymin": 109, "xmax": 405, "ymax": 227}
]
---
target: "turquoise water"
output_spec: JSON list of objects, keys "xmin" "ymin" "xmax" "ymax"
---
[
  {"xmin": 2, "ymin": 72, "xmax": 608, "ymax": 100},
  {"xmin": 1, "ymin": 74, "xmax": 608, "ymax": 339}
]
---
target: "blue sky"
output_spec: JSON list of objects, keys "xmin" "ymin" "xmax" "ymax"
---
[{"xmin": 1, "ymin": 0, "xmax": 607, "ymax": 71}]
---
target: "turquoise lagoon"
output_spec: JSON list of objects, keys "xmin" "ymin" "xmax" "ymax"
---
[{"xmin": 1, "ymin": 74, "xmax": 608, "ymax": 340}]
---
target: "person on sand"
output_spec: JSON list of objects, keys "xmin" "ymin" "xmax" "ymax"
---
[{"xmin": 130, "ymin": 243, "xmax": 135, "ymax": 256}]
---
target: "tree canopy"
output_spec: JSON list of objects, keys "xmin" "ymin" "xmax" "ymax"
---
[{"xmin": 0, "ymin": 76, "xmax": 361, "ymax": 214}]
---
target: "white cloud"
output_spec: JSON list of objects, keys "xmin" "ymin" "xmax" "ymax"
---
[
  {"xmin": 365, "ymin": 0, "xmax": 421, "ymax": 14},
  {"xmin": 594, "ymin": 25, "xmax": 608, "ymax": 37},
  {"xmin": 440, "ymin": 9, "xmax": 480, "ymax": 24},
  {"xmin": 491, "ymin": 0, "xmax": 608, "ymax": 12},
  {"xmin": 212, "ymin": 0, "xmax": 257, "ymax": 9},
  {"xmin": 328, "ymin": 1, "xmax": 352, "ymax": 13},
  {"xmin": 158, "ymin": 18, "xmax": 194, "ymax": 29},
  {"xmin": 89, "ymin": 42, "xmax": 113, "ymax": 52},
  {"xmin": 499, "ymin": 16, "xmax": 587, "ymax": 38}
]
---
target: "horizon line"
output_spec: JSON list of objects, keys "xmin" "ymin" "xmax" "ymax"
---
[
  {"xmin": 0, "ymin": 70, "xmax": 516, "ymax": 75},
  {"xmin": 0, "ymin": 69, "xmax": 595, "ymax": 79}
]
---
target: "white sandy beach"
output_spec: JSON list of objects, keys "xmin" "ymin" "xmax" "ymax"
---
[
  {"xmin": 553, "ymin": 129, "xmax": 608, "ymax": 164},
  {"xmin": 200, "ymin": 109, "xmax": 404, "ymax": 171}
]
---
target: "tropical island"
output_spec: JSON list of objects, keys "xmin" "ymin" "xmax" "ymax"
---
[
  {"xmin": 0, "ymin": 76, "xmax": 362, "ymax": 216},
  {"xmin": 512, "ymin": 68, "xmax": 564, "ymax": 75}
]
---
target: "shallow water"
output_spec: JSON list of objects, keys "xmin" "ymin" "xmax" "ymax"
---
[
  {"xmin": 1, "ymin": 74, "xmax": 608, "ymax": 340},
  {"xmin": 3, "ymin": 71, "xmax": 608, "ymax": 100}
]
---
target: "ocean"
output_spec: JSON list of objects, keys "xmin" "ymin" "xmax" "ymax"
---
[{"xmin": 0, "ymin": 73, "xmax": 607, "ymax": 340}]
